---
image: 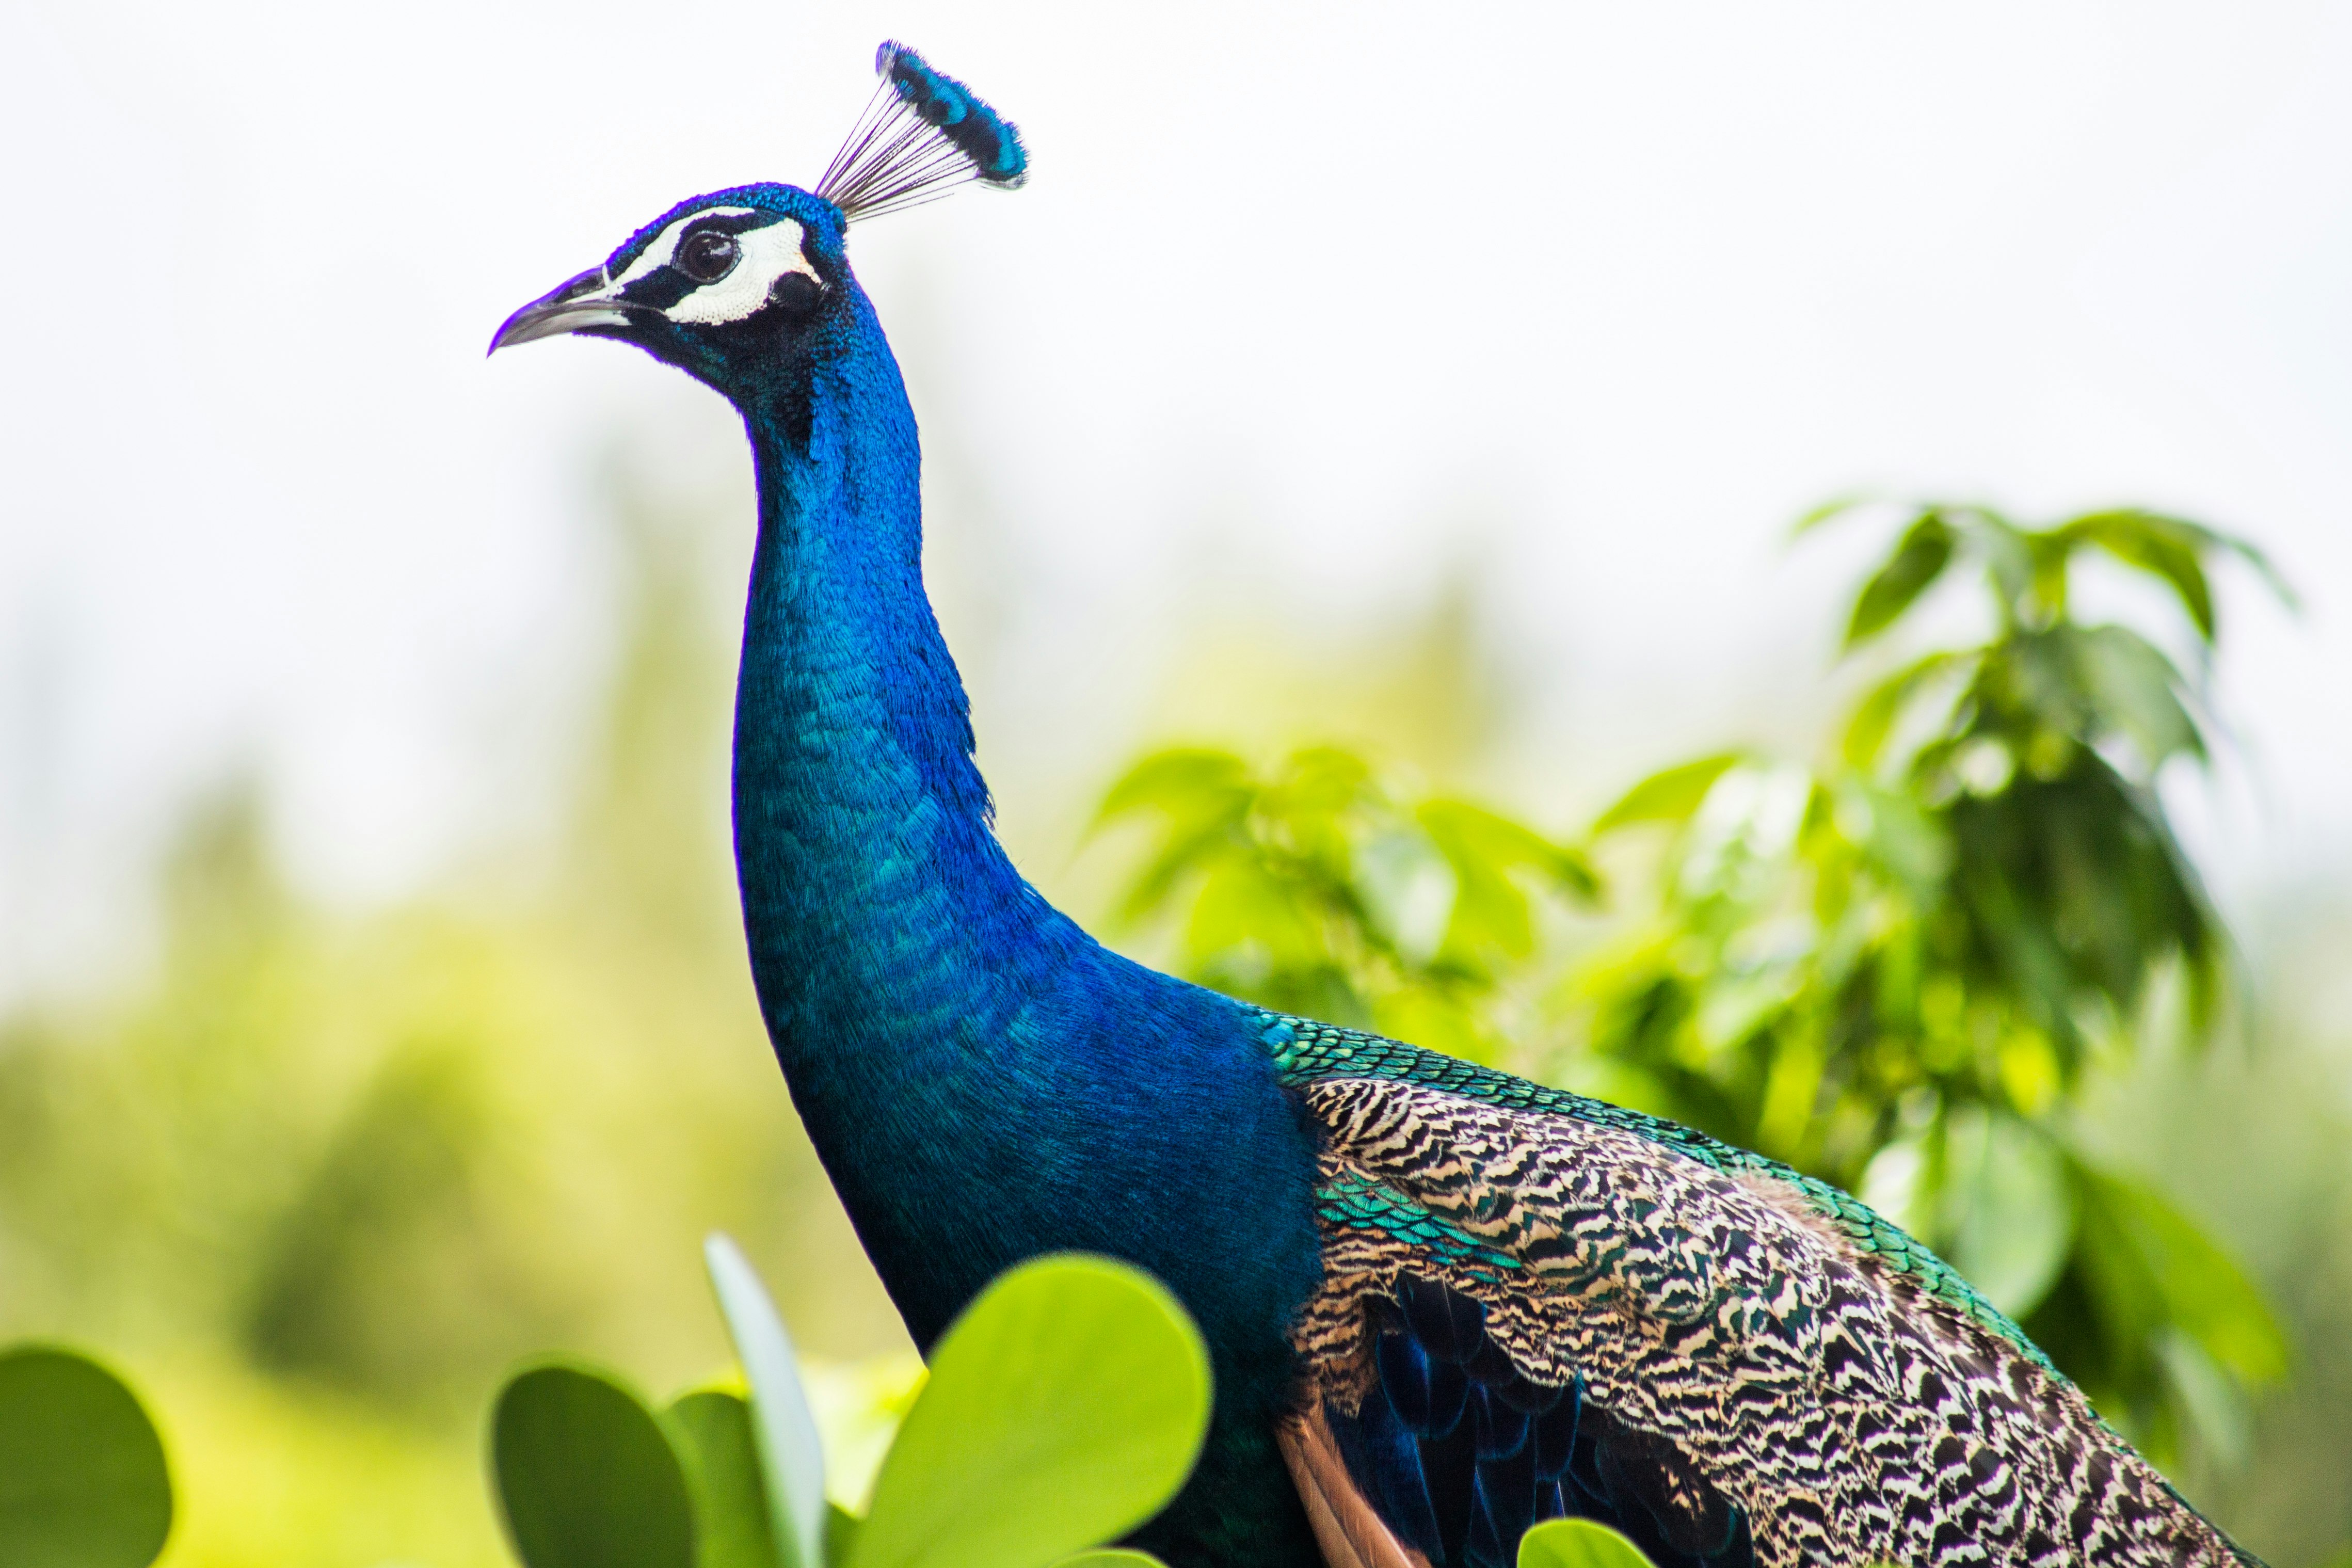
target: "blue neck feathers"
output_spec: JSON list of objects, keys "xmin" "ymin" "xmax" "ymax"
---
[
  {"xmin": 725, "ymin": 269, "xmax": 1323, "ymax": 1566},
  {"xmin": 725, "ymin": 282, "xmax": 1324, "ymax": 1365},
  {"xmin": 730, "ymin": 288, "xmax": 1055, "ymax": 1074}
]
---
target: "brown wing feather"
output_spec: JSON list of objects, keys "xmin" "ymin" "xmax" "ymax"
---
[{"xmin": 1278, "ymin": 1402, "xmax": 1437, "ymax": 1568}]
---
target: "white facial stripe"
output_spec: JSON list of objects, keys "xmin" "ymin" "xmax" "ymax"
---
[{"xmin": 665, "ymin": 221, "xmax": 819, "ymax": 324}]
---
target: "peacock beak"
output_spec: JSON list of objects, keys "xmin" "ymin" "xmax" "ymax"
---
[{"xmin": 488, "ymin": 267, "xmax": 636, "ymax": 354}]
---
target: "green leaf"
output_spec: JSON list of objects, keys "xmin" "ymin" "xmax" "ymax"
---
[
  {"xmin": 1186, "ymin": 858, "xmax": 1323, "ymax": 974},
  {"xmin": 1419, "ymin": 799, "xmax": 1601, "ymax": 901},
  {"xmin": 0, "ymin": 1345, "xmax": 173, "ymax": 1568},
  {"xmin": 1789, "ymin": 492, "xmax": 1878, "ymax": 535},
  {"xmin": 1591, "ymin": 754, "xmax": 1742, "ymax": 836},
  {"xmin": 2090, "ymin": 1175, "xmax": 2287, "ymax": 1386},
  {"xmin": 2069, "ymin": 625, "xmax": 2203, "ymax": 767},
  {"xmin": 670, "ymin": 1389, "xmax": 784, "ymax": 1568},
  {"xmin": 1844, "ymin": 510, "xmax": 1955, "ymax": 647},
  {"xmin": 1092, "ymin": 749, "xmax": 1250, "ymax": 829},
  {"xmin": 491, "ymin": 1361, "xmax": 696, "ymax": 1568},
  {"xmin": 1949, "ymin": 506, "xmax": 2036, "ymax": 619},
  {"xmin": 1051, "ymin": 1554, "xmax": 1170, "ymax": 1568},
  {"xmin": 707, "ymin": 1234, "xmax": 830, "ymax": 1568},
  {"xmin": 846, "ymin": 1255, "xmax": 1212, "ymax": 1568},
  {"xmin": 1518, "ymin": 1518, "xmax": 1659, "ymax": 1568},
  {"xmin": 828, "ymin": 1504, "xmax": 863, "ymax": 1568},
  {"xmin": 1841, "ymin": 650, "xmax": 1968, "ymax": 768},
  {"xmin": 2058, "ymin": 511, "xmax": 2220, "ymax": 641},
  {"xmin": 1940, "ymin": 1112, "xmax": 2074, "ymax": 1319}
]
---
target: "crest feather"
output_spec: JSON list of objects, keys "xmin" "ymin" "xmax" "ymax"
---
[{"xmin": 815, "ymin": 43, "xmax": 1028, "ymax": 222}]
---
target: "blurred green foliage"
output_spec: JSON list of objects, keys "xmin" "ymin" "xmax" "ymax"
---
[{"xmin": 1100, "ymin": 501, "xmax": 2293, "ymax": 1471}]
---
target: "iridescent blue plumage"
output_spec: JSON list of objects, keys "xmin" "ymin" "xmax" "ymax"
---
[
  {"xmin": 875, "ymin": 42, "xmax": 1027, "ymax": 187},
  {"xmin": 490, "ymin": 45, "xmax": 2260, "ymax": 1568}
]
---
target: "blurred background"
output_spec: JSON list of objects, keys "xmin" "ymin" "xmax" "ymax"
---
[{"xmin": 3, "ymin": 2, "xmax": 2349, "ymax": 1564}]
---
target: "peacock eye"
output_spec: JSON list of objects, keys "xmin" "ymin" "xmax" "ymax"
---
[{"xmin": 677, "ymin": 230, "xmax": 741, "ymax": 284}]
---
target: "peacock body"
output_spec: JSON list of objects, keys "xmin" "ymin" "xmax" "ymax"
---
[{"xmin": 490, "ymin": 45, "xmax": 2254, "ymax": 1568}]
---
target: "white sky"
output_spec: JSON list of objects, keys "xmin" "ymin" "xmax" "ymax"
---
[{"xmin": 4, "ymin": 1, "xmax": 2349, "ymax": 999}]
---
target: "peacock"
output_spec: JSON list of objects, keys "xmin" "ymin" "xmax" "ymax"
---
[{"xmin": 490, "ymin": 44, "xmax": 2255, "ymax": 1568}]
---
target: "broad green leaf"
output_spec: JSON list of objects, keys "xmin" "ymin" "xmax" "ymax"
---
[
  {"xmin": 1420, "ymin": 799, "xmax": 1601, "ymax": 900},
  {"xmin": 669, "ymin": 1389, "xmax": 783, "ymax": 1568},
  {"xmin": 846, "ymin": 1255, "xmax": 1212, "ymax": 1568},
  {"xmin": 491, "ymin": 1362, "xmax": 696, "ymax": 1568},
  {"xmin": 1591, "ymin": 754, "xmax": 1741, "ymax": 836},
  {"xmin": 1940, "ymin": 1111, "xmax": 2073, "ymax": 1319},
  {"xmin": 1276, "ymin": 747, "xmax": 1376, "ymax": 816},
  {"xmin": 2059, "ymin": 510, "xmax": 2219, "ymax": 641},
  {"xmin": 1845, "ymin": 510, "xmax": 1954, "ymax": 647},
  {"xmin": 1187, "ymin": 858, "xmax": 1321, "ymax": 974},
  {"xmin": 2154, "ymin": 1330, "xmax": 2252, "ymax": 1471},
  {"xmin": 1518, "ymin": 1518, "xmax": 1659, "ymax": 1568},
  {"xmin": 1948, "ymin": 506, "xmax": 2036, "ymax": 619},
  {"xmin": 1092, "ymin": 749, "xmax": 1249, "ymax": 828},
  {"xmin": 708, "ymin": 1234, "xmax": 829, "ymax": 1568},
  {"xmin": 0, "ymin": 1345, "xmax": 173, "ymax": 1568},
  {"xmin": 2025, "ymin": 528, "xmax": 2073, "ymax": 623},
  {"xmin": 2069, "ymin": 625, "xmax": 2203, "ymax": 767},
  {"xmin": 2088, "ymin": 1175, "xmax": 2287, "ymax": 1386},
  {"xmin": 1115, "ymin": 825, "xmax": 1243, "ymax": 927},
  {"xmin": 1841, "ymin": 650, "xmax": 1969, "ymax": 767}
]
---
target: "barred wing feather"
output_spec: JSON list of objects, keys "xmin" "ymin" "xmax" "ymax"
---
[{"xmin": 1254, "ymin": 1011, "xmax": 2252, "ymax": 1568}]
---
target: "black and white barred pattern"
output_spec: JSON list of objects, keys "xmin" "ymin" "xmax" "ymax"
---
[{"xmin": 1292, "ymin": 1076, "xmax": 2245, "ymax": 1568}]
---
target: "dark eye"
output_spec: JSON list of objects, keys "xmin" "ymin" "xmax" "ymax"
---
[{"xmin": 676, "ymin": 230, "xmax": 740, "ymax": 283}]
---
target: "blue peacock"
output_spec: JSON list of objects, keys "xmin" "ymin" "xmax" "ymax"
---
[{"xmin": 491, "ymin": 44, "xmax": 2254, "ymax": 1568}]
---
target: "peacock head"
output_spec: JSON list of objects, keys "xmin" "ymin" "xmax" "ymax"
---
[{"xmin": 489, "ymin": 42, "xmax": 1024, "ymax": 399}]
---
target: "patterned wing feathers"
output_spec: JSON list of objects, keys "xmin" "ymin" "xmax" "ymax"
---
[{"xmin": 1266, "ymin": 1012, "xmax": 2251, "ymax": 1568}]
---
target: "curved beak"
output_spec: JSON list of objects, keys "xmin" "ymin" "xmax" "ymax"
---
[{"xmin": 488, "ymin": 266, "xmax": 635, "ymax": 355}]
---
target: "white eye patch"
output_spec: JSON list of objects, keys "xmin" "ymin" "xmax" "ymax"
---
[
  {"xmin": 666, "ymin": 221, "xmax": 819, "ymax": 324},
  {"xmin": 597, "ymin": 207, "xmax": 819, "ymax": 327}
]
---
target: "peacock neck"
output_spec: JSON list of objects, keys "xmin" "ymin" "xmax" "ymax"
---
[
  {"xmin": 729, "ymin": 311, "xmax": 1063, "ymax": 1094},
  {"xmin": 723, "ymin": 299, "xmax": 1322, "ymax": 1385}
]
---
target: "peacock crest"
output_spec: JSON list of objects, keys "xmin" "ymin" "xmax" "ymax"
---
[{"xmin": 815, "ymin": 42, "xmax": 1029, "ymax": 222}]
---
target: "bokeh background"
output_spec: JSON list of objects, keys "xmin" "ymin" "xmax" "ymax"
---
[{"xmin": 3, "ymin": 2, "xmax": 2349, "ymax": 1564}]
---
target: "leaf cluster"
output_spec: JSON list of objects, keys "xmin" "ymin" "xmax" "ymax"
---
[
  {"xmin": 1096, "ymin": 747, "xmax": 1595, "ymax": 1060},
  {"xmin": 1573, "ymin": 501, "xmax": 2290, "ymax": 1463},
  {"xmin": 489, "ymin": 1242, "xmax": 1212, "ymax": 1568}
]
